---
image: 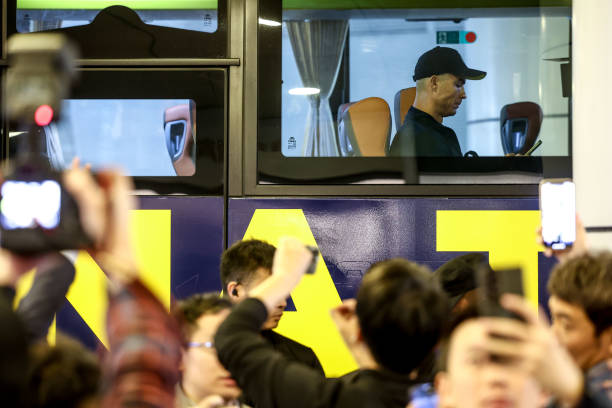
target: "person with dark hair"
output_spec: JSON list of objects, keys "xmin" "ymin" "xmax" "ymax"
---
[
  {"xmin": 220, "ymin": 239, "xmax": 323, "ymax": 378},
  {"xmin": 436, "ymin": 295, "xmax": 609, "ymax": 408},
  {"xmin": 389, "ymin": 46, "xmax": 486, "ymax": 157},
  {"xmin": 433, "ymin": 253, "xmax": 484, "ymax": 311},
  {"xmin": 547, "ymin": 251, "xmax": 612, "ymax": 402},
  {"xmin": 407, "ymin": 253, "xmax": 487, "ymax": 407},
  {"xmin": 173, "ymin": 293, "xmax": 244, "ymax": 407},
  {"xmin": 215, "ymin": 238, "xmax": 450, "ymax": 408},
  {"xmin": 25, "ymin": 335, "xmax": 101, "ymax": 408}
]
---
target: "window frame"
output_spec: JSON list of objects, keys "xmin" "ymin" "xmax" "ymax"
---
[{"xmin": 244, "ymin": 0, "xmax": 572, "ymax": 197}]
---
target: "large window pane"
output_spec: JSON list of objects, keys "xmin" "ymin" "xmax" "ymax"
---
[
  {"xmin": 11, "ymin": 0, "xmax": 227, "ymax": 58},
  {"xmin": 17, "ymin": 0, "xmax": 218, "ymax": 33},
  {"xmin": 259, "ymin": 0, "xmax": 572, "ymax": 185},
  {"xmin": 10, "ymin": 69, "xmax": 226, "ymax": 194}
]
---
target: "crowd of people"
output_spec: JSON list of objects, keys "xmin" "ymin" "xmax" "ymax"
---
[{"xmin": 1, "ymin": 167, "xmax": 611, "ymax": 408}]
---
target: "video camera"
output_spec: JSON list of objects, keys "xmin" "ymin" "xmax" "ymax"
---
[{"xmin": 0, "ymin": 33, "xmax": 93, "ymax": 254}]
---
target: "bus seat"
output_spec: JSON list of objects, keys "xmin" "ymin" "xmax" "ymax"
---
[
  {"xmin": 164, "ymin": 103, "xmax": 195, "ymax": 176},
  {"xmin": 393, "ymin": 87, "xmax": 417, "ymax": 130},
  {"xmin": 337, "ymin": 97, "xmax": 391, "ymax": 157},
  {"xmin": 499, "ymin": 101, "xmax": 543, "ymax": 155}
]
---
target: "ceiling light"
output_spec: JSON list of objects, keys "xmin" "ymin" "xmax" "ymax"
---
[
  {"xmin": 288, "ymin": 87, "xmax": 320, "ymax": 96},
  {"xmin": 259, "ymin": 18, "xmax": 281, "ymax": 27}
]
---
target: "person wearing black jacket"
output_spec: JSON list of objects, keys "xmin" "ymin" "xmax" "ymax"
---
[
  {"xmin": 220, "ymin": 239, "xmax": 324, "ymax": 375},
  {"xmin": 215, "ymin": 239, "xmax": 450, "ymax": 408},
  {"xmin": 389, "ymin": 46, "xmax": 486, "ymax": 157}
]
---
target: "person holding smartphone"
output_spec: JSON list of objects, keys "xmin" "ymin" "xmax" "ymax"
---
[
  {"xmin": 215, "ymin": 251, "xmax": 450, "ymax": 408},
  {"xmin": 437, "ymin": 295, "xmax": 608, "ymax": 408}
]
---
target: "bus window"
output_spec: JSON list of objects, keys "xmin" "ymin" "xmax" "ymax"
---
[
  {"xmin": 17, "ymin": 0, "xmax": 219, "ymax": 33},
  {"xmin": 258, "ymin": 0, "xmax": 571, "ymax": 185},
  {"xmin": 11, "ymin": 0, "xmax": 227, "ymax": 58},
  {"xmin": 9, "ymin": 69, "xmax": 226, "ymax": 194}
]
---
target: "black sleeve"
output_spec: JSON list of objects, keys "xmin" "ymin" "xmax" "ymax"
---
[
  {"xmin": 215, "ymin": 298, "xmax": 355, "ymax": 408},
  {"xmin": 307, "ymin": 347, "xmax": 325, "ymax": 375},
  {"xmin": 16, "ymin": 255, "xmax": 75, "ymax": 342}
]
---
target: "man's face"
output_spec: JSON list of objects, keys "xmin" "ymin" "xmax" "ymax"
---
[
  {"xmin": 433, "ymin": 73, "xmax": 466, "ymax": 118},
  {"xmin": 548, "ymin": 295, "xmax": 608, "ymax": 371},
  {"xmin": 441, "ymin": 320, "xmax": 543, "ymax": 408},
  {"xmin": 241, "ymin": 267, "xmax": 287, "ymax": 330},
  {"xmin": 181, "ymin": 309, "xmax": 241, "ymax": 402}
]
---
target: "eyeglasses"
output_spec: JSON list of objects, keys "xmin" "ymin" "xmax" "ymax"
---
[{"xmin": 187, "ymin": 341, "xmax": 215, "ymax": 350}]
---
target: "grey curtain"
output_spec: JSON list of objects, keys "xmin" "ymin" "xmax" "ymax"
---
[{"xmin": 287, "ymin": 20, "xmax": 348, "ymax": 157}]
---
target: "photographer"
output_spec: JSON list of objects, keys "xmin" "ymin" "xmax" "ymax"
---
[{"xmin": 215, "ymin": 241, "xmax": 449, "ymax": 408}]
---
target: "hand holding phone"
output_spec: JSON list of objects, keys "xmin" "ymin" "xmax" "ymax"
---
[{"xmin": 539, "ymin": 179, "xmax": 576, "ymax": 250}]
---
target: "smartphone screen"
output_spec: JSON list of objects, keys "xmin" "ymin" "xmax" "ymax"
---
[
  {"xmin": 540, "ymin": 180, "xmax": 576, "ymax": 250},
  {"xmin": 0, "ymin": 180, "xmax": 61, "ymax": 230}
]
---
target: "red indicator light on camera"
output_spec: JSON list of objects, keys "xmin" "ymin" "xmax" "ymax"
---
[
  {"xmin": 464, "ymin": 31, "xmax": 477, "ymax": 43},
  {"xmin": 34, "ymin": 105, "xmax": 54, "ymax": 126}
]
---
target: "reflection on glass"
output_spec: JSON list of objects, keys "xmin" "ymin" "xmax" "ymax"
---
[
  {"xmin": 282, "ymin": 11, "xmax": 570, "ymax": 158},
  {"xmin": 17, "ymin": 0, "xmax": 218, "ymax": 33},
  {"xmin": 13, "ymin": 99, "xmax": 197, "ymax": 177}
]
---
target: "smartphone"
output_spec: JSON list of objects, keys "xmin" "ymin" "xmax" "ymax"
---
[
  {"xmin": 524, "ymin": 140, "xmax": 542, "ymax": 156},
  {"xmin": 305, "ymin": 245, "xmax": 319, "ymax": 274},
  {"xmin": 477, "ymin": 265, "xmax": 524, "ymax": 319},
  {"xmin": 539, "ymin": 179, "xmax": 576, "ymax": 250}
]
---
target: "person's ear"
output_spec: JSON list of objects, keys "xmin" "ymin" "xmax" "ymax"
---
[
  {"xmin": 429, "ymin": 75, "xmax": 439, "ymax": 92},
  {"xmin": 600, "ymin": 326, "xmax": 612, "ymax": 352},
  {"xmin": 226, "ymin": 281, "xmax": 241, "ymax": 302},
  {"xmin": 179, "ymin": 347, "xmax": 187, "ymax": 372},
  {"xmin": 331, "ymin": 299, "xmax": 360, "ymax": 345}
]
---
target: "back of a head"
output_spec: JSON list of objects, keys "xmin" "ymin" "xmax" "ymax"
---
[
  {"xmin": 173, "ymin": 292, "xmax": 233, "ymax": 344},
  {"xmin": 356, "ymin": 259, "xmax": 449, "ymax": 375},
  {"xmin": 26, "ymin": 335, "xmax": 100, "ymax": 408},
  {"xmin": 219, "ymin": 239, "xmax": 275, "ymax": 290},
  {"xmin": 548, "ymin": 251, "xmax": 612, "ymax": 335},
  {"xmin": 433, "ymin": 253, "xmax": 483, "ymax": 308}
]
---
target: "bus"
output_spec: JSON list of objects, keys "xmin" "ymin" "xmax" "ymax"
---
[{"xmin": 5, "ymin": 0, "xmax": 604, "ymax": 377}]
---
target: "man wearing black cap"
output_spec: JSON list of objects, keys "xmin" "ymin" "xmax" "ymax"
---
[{"xmin": 389, "ymin": 46, "xmax": 486, "ymax": 157}]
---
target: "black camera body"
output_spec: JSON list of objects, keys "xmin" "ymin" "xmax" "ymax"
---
[
  {"xmin": 0, "ymin": 160, "xmax": 94, "ymax": 254},
  {"xmin": 0, "ymin": 33, "xmax": 91, "ymax": 254}
]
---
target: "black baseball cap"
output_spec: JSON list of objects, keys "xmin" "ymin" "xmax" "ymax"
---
[
  {"xmin": 413, "ymin": 46, "xmax": 486, "ymax": 81},
  {"xmin": 433, "ymin": 253, "xmax": 488, "ymax": 308}
]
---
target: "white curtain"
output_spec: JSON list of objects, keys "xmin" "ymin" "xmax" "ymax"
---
[{"xmin": 286, "ymin": 20, "xmax": 348, "ymax": 157}]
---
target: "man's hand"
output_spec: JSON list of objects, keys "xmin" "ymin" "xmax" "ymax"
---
[
  {"xmin": 536, "ymin": 214, "xmax": 588, "ymax": 262},
  {"xmin": 249, "ymin": 236, "xmax": 313, "ymax": 314},
  {"xmin": 63, "ymin": 168, "xmax": 138, "ymax": 282},
  {"xmin": 479, "ymin": 294, "xmax": 584, "ymax": 406}
]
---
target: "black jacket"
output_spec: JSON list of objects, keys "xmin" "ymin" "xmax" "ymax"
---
[
  {"xmin": 216, "ymin": 298, "xmax": 414, "ymax": 408},
  {"xmin": 262, "ymin": 329, "xmax": 324, "ymax": 374}
]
